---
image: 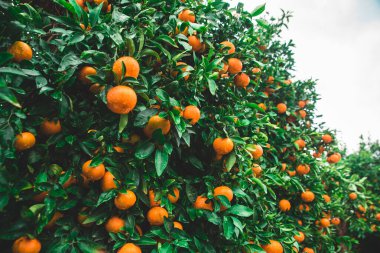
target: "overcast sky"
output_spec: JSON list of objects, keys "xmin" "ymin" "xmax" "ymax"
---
[{"xmin": 230, "ymin": 0, "xmax": 380, "ymax": 152}]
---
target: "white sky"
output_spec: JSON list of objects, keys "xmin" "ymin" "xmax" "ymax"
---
[{"xmin": 230, "ymin": 0, "xmax": 380, "ymax": 152}]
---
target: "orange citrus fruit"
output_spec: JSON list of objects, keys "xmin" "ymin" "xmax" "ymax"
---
[
  {"xmin": 40, "ymin": 119, "xmax": 61, "ymax": 136},
  {"xmin": 298, "ymin": 100, "xmax": 306, "ymax": 108},
  {"xmin": 183, "ymin": 105, "xmax": 201, "ymax": 125},
  {"xmin": 349, "ymin": 192, "xmax": 357, "ymax": 200},
  {"xmin": 188, "ymin": 35, "xmax": 203, "ymax": 52},
  {"xmin": 277, "ymin": 103, "xmax": 287, "ymax": 114},
  {"xmin": 117, "ymin": 243, "xmax": 142, "ymax": 253},
  {"xmin": 143, "ymin": 115, "xmax": 171, "ymax": 137},
  {"xmin": 213, "ymin": 137, "xmax": 234, "ymax": 155},
  {"xmin": 173, "ymin": 221, "xmax": 183, "ymax": 230},
  {"xmin": 178, "ymin": 9, "xmax": 196, "ymax": 22},
  {"xmin": 106, "ymin": 85, "xmax": 137, "ymax": 114},
  {"xmin": 114, "ymin": 191, "xmax": 137, "ymax": 210},
  {"xmin": 173, "ymin": 61, "xmax": 190, "ymax": 80},
  {"xmin": 252, "ymin": 164, "xmax": 262, "ymax": 177},
  {"xmin": 248, "ymin": 144, "xmax": 263, "ymax": 159},
  {"xmin": 322, "ymin": 194, "xmax": 331, "ymax": 203},
  {"xmin": 279, "ymin": 199, "xmax": 291, "ymax": 212},
  {"xmin": 14, "ymin": 132, "xmax": 36, "ymax": 151},
  {"xmin": 220, "ymin": 41, "xmax": 236, "ymax": 54},
  {"xmin": 320, "ymin": 218, "xmax": 330, "ymax": 228},
  {"xmin": 8, "ymin": 41, "xmax": 33, "ymax": 62},
  {"xmin": 12, "ymin": 236, "xmax": 41, "ymax": 253},
  {"xmin": 112, "ymin": 56, "xmax": 140, "ymax": 81},
  {"xmin": 105, "ymin": 216, "xmax": 125, "ymax": 233},
  {"xmin": 214, "ymin": 186, "xmax": 234, "ymax": 202},
  {"xmin": 301, "ymin": 191, "xmax": 315, "ymax": 203},
  {"xmin": 78, "ymin": 66, "xmax": 96, "ymax": 85},
  {"xmin": 302, "ymin": 248, "xmax": 314, "ymax": 253},
  {"xmin": 147, "ymin": 206, "xmax": 169, "ymax": 226},
  {"xmin": 322, "ymin": 134, "xmax": 333, "ymax": 144},
  {"xmin": 296, "ymin": 164, "xmax": 310, "ymax": 176},
  {"xmin": 331, "ymin": 217, "xmax": 341, "ymax": 225},
  {"xmin": 82, "ymin": 160, "xmax": 105, "ymax": 181},
  {"xmin": 168, "ymin": 187, "xmax": 180, "ymax": 204},
  {"xmin": 294, "ymin": 139, "xmax": 306, "ymax": 150},
  {"xmin": 101, "ymin": 171, "xmax": 117, "ymax": 191},
  {"xmin": 262, "ymin": 240, "xmax": 283, "ymax": 253},
  {"xmin": 294, "ymin": 231, "xmax": 305, "ymax": 243},
  {"xmin": 234, "ymin": 72, "xmax": 250, "ymax": 88},
  {"xmin": 194, "ymin": 196, "xmax": 213, "ymax": 211},
  {"xmin": 227, "ymin": 58, "xmax": 243, "ymax": 74}
]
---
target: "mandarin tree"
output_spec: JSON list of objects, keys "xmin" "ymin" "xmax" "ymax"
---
[{"xmin": 0, "ymin": 1, "xmax": 378, "ymax": 253}]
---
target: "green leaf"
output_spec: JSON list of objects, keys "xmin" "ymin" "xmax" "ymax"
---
[
  {"xmin": 230, "ymin": 216, "xmax": 243, "ymax": 234},
  {"xmin": 207, "ymin": 78, "xmax": 217, "ymax": 95},
  {"xmin": 77, "ymin": 241, "xmax": 105, "ymax": 253},
  {"xmin": 245, "ymin": 244, "xmax": 266, "ymax": 253},
  {"xmin": 22, "ymin": 69, "xmax": 41, "ymax": 76},
  {"xmin": 177, "ymin": 40, "xmax": 192, "ymax": 51},
  {"xmin": 137, "ymin": 30, "xmax": 145, "ymax": 55},
  {"xmin": 189, "ymin": 23, "xmax": 207, "ymax": 33},
  {"xmin": 90, "ymin": 155, "xmax": 104, "ymax": 167},
  {"xmin": 256, "ymin": 19, "xmax": 270, "ymax": 29},
  {"xmin": 225, "ymin": 205, "xmax": 254, "ymax": 217},
  {"xmin": 223, "ymin": 216, "xmax": 234, "ymax": 239},
  {"xmin": 225, "ymin": 153, "xmax": 236, "ymax": 172},
  {"xmin": 246, "ymin": 102, "xmax": 265, "ymax": 113},
  {"xmin": 0, "ymin": 193, "xmax": 9, "ymax": 211},
  {"xmin": 253, "ymin": 59, "xmax": 266, "ymax": 67},
  {"xmin": 96, "ymin": 190, "xmax": 117, "ymax": 207},
  {"xmin": 163, "ymin": 142, "xmax": 173, "ymax": 154},
  {"xmin": 172, "ymin": 51, "xmax": 190, "ymax": 62},
  {"xmin": 157, "ymin": 35, "xmax": 178, "ymax": 48},
  {"xmin": 140, "ymin": 49, "xmax": 161, "ymax": 62},
  {"xmin": 155, "ymin": 149, "xmax": 169, "ymax": 176},
  {"xmin": 137, "ymin": 236, "xmax": 157, "ymax": 246},
  {"xmin": 69, "ymin": 33, "xmax": 85, "ymax": 45},
  {"xmin": 23, "ymin": 4, "xmax": 43, "ymax": 26},
  {"xmin": 205, "ymin": 212, "xmax": 221, "ymax": 225},
  {"xmin": 217, "ymin": 195, "xmax": 231, "ymax": 209},
  {"xmin": 0, "ymin": 67, "xmax": 27, "ymax": 77},
  {"xmin": 36, "ymin": 76, "xmax": 48, "ymax": 88},
  {"xmin": 158, "ymin": 243, "xmax": 173, "ymax": 253},
  {"xmin": 135, "ymin": 141, "xmax": 155, "ymax": 159},
  {"xmin": 112, "ymin": 8, "xmax": 130, "ymax": 23},
  {"xmin": 0, "ymin": 52, "xmax": 13, "ymax": 66},
  {"xmin": 58, "ymin": 52, "xmax": 82, "ymax": 71},
  {"xmin": 89, "ymin": 2, "xmax": 103, "ymax": 27},
  {"xmin": 29, "ymin": 204, "xmax": 45, "ymax": 214},
  {"xmin": 134, "ymin": 109, "xmax": 158, "ymax": 127},
  {"xmin": 58, "ymin": 199, "xmax": 78, "ymax": 210},
  {"xmin": 53, "ymin": 0, "xmax": 76, "ymax": 15},
  {"xmin": 81, "ymin": 50, "xmax": 110, "ymax": 63},
  {"xmin": 118, "ymin": 114, "xmax": 129, "ymax": 133},
  {"xmin": 126, "ymin": 37, "xmax": 135, "ymax": 56},
  {"xmin": 156, "ymin": 88, "xmax": 170, "ymax": 103},
  {"xmin": 188, "ymin": 155, "xmax": 203, "ymax": 170},
  {"xmin": 250, "ymin": 177, "xmax": 267, "ymax": 193},
  {"xmin": 68, "ymin": 0, "xmax": 83, "ymax": 19},
  {"xmin": 150, "ymin": 40, "xmax": 172, "ymax": 61},
  {"xmin": 252, "ymin": 3, "xmax": 266, "ymax": 17},
  {"xmin": 134, "ymin": 7, "xmax": 156, "ymax": 18},
  {"xmin": 186, "ymin": 183, "xmax": 197, "ymax": 203},
  {"xmin": 0, "ymin": 78, "xmax": 21, "ymax": 108}
]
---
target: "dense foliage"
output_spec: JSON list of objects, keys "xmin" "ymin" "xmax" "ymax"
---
[
  {"xmin": 343, "ymin": 138, "xmax": 380, "ymax": 240},
  {"xmin": 0, "ymin": 0, "xmax": 379, "ymax": 253}
]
